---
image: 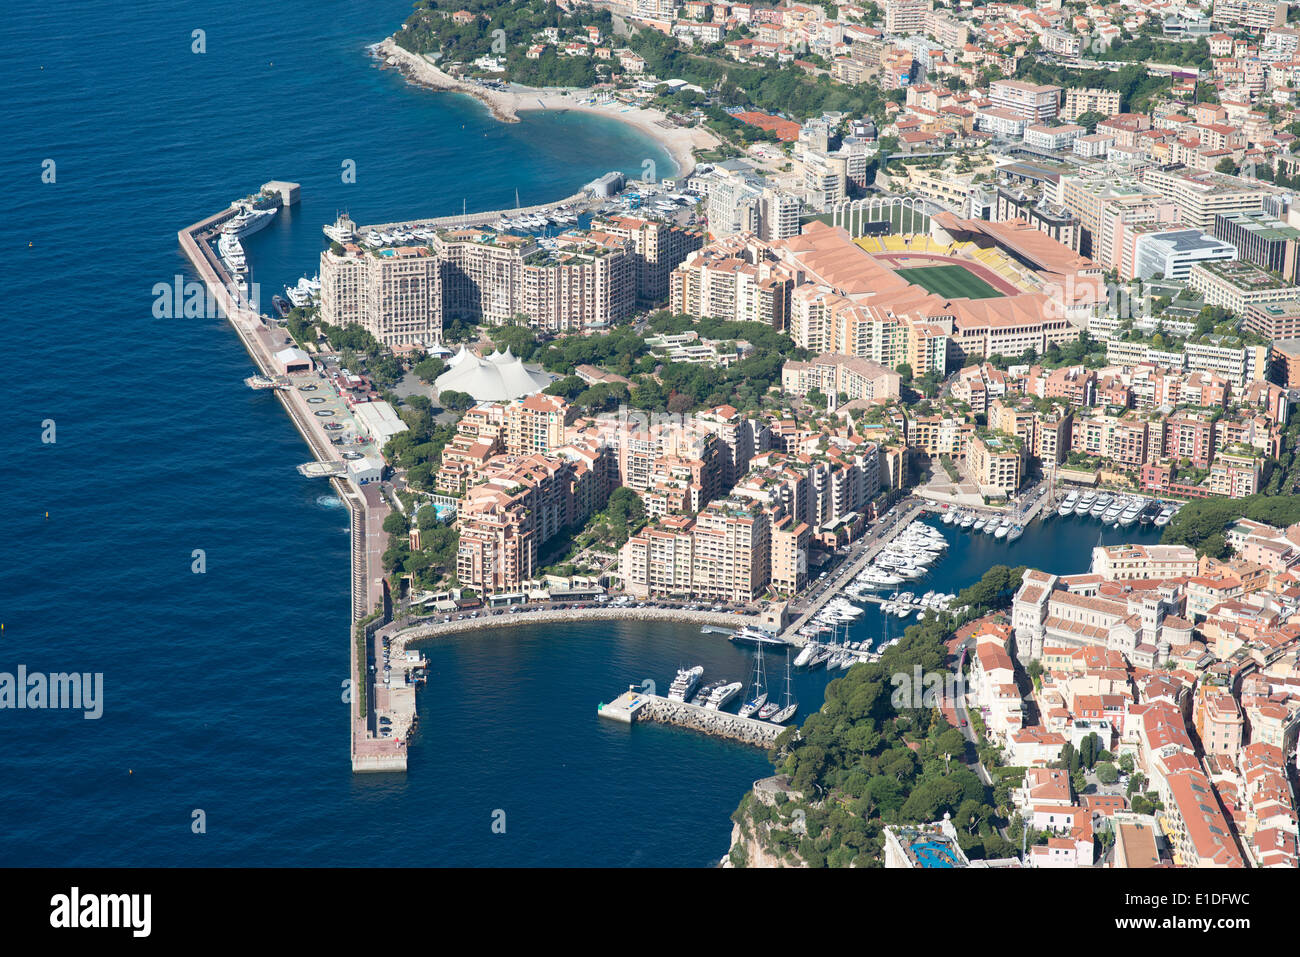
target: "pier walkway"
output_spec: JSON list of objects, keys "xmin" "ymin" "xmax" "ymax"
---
[
  {"xmin": 599, "ymin": 687, "xmax": 783, "ymax": 747},
  {"xmin": 779, "ymin": 501, "xmax": 929, "ymax": 643},
  {"xmin": 358, "ymin": 189, "xmax": 590, "ymax": 233}
]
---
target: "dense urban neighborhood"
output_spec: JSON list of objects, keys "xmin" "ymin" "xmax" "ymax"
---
[{"xmin": 224, "ymin": 0, "xmax": 1300, "ymax": 870}]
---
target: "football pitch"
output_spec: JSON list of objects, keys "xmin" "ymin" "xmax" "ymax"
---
[{"xmin": 896, "ymin": 263, "xmax": 1005, "ymax": 300}]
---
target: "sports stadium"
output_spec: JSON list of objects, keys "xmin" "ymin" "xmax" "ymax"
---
[{"xmin": 854, "ymin": 232, "xmax": 1025, "ymax": 300}]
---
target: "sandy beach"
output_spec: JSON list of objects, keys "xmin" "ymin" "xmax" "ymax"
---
[{"xmin": 375, "ymin": 37, "xmax": 717, "ymax": 177}]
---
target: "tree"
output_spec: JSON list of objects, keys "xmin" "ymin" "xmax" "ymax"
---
[
  {"xmin": 895, "ymin": 362, "xmax": 913, "ymax": 384},
  {"xmin": 1075, "ymin": 111, "xmax": 1106, "ymax": 134},
  {"xmin": 1215, "ymin": 156, "xmax": 1239, "ymax": 175},
  {"xmin": 1095, "ymin": 762, "xmax": 1119, "ymax": 785},
  {"xmin": 438, "ymin": 389, "xmax": 475, "ymax": 412}
]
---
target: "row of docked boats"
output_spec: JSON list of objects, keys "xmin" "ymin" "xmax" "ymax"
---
[
  {"xmin": 850, "ymin": 519, "xmax": 949, "ymax": 589},
  {"xmin": 1056, "ymin": 489, "xmax": 1177, "ymax": 527},
  {"xmin": 793, "ymin": 622, "xmax": 878, "ymax": 672},
  {"xmin": 495, "ymin": 208, "xmax": 579, "ymax": 232},
  {"xmin": 941, "ymin": 508, "xmax": 1024, "ymax": 542},
  {"xmin": 666, "ymin": 649, "xmax": 799, "ymax": 724},
  {"xmin": 881, "ymin": 590, "xmax": 957, "ymax": 620}
]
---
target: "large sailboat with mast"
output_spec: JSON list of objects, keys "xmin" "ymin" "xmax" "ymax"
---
[
  {"xmin": 737, "ymin": 642, "xmax": 769, "ymax": 718},
  {"xmin": 760, "ymin": 649, "xmax": 799, "ymax": 723}
]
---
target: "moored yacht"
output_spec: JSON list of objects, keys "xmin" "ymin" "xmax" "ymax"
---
[
  {"xmin": 1058, "ymin": 490, "xmax": 1079, "ymax": 517},
  {"xmin": 323, "ymin": 212, "xmax": 357, "ymax": 244},
  {"xmin": 705, "ymin": 681, "xmax": 743, "ymax": 711},
  {"xmin": 667, "ymin": 666, "xmax": 703, "ymax": 703},
  {"xmin": 1119, "ymin": 498, "xmax": 1143, "ymax": 526},
  {"xmin": 1089, "ymin": 493, "xmax": 1113, "ymax": 517}
]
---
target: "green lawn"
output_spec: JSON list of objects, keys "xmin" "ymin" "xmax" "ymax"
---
[{"xmin": 897, "ymin": 264, "xmax": 1004, "ymax": 300}]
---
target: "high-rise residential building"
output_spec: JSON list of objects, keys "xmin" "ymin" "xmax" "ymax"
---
[
  {"xmin": 518, "ymin": 233, "xmax": 634, "ymax": 332},
  {"xmin": 589, "ymin": 215, "xmax": 704, "ymax": 304},
  {"xmin": 319, "ymin": 244, "xmax": 442, "ymax": 347},
  {"xmin": 989, "ymin": 80, "xmax": 1063, "ymax": 123},
  {"xmin": 1062, "ymin": 87, "xmax": 1121, "ymax": 121},
  {"xmin": 884, "ymin": 0, "xmax": 932, "ymax": 34},
  {"xmin": 434, "ymin": 229, "xmax": 533, "ymax": 325}
]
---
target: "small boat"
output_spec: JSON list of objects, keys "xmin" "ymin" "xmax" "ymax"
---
[
  {"xmin": 690, "ymin": 680, "xmax": 723, "ymax": 707},
  {"xmin": 994, "ymin": 517, "xmax": 1011, "ymax": 539},
  {"xmin": 1138, "ymin": 500, "xmax": 1161, "ymax": 525},
  {"xmin": 1154, "ymin": 504, "xmax": 1176, "ymax": 527},
  {"xmin": 272, "ymin": 295, "xmax": 291, "ymax": 317},
  {"xmin": 973, "ymin": 516, "xmax": 987, "ymax": 531},
  {"xmin": 1007, "ymin": 524, "xmax": 1024, "ymax": 543},
  {"xmin": 960, "ymin": 512, "xmax": 975, "ymax": 528},
  {"xmin": 942, "ymin": 510, "xmax": 955, "ymax": 525}
]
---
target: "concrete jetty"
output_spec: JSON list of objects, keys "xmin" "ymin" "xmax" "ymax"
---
[
  {"xmin": 179, "ymin": 196, "xmax": 396, "ymax": 773},
  {"xmin": 599, "ymin": 687, "xmax": 783, "ymax": 747}
]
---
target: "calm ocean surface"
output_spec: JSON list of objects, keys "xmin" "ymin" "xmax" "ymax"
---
[{"xmin": 2, "ymin": 2, "xmax": 1163, "ymax": 865}]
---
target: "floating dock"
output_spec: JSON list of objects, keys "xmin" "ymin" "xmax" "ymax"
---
[{"xmin": 599, "ymin": 686, "xmax": 783, "ymax": 747}]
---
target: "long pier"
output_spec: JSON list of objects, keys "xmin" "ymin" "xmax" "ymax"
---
[
  {"xmin": 179, "ymin": 194, "xmax": 397, "ymax": 773},
  {"xmin": 599, "ymin": 688, "xmax": 783, "ymax": 747},
  {"xmin": 779, "ymin": 502, "xmax": 929, "ymax": 642},
  {"xmin": 358, "ymin": 188, "xmax": 591, "ymax": 233}
]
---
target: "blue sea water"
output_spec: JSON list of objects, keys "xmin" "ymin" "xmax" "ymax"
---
[{"xmin": 3, "ymin": 2, "xmax": 1165, "ymax": 866}]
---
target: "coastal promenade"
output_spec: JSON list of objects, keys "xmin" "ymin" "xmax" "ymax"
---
[
  {"xmin": 178, "ymin": 203, "xmax": 395, "ymax": 773},
  {"xmin": 385, "ymin": 606, "xmax": 763, "ymax": 645}
]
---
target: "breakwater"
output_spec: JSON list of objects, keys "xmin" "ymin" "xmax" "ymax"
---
[{"xmin": 179, "ymin": 199, "xmax": 396, "ymax": 773}]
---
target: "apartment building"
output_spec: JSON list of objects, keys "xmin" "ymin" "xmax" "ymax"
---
[
  {"xmin": 319, "ymin": 244, "xmax": 443, "ymax": 347},
  {"xmin": 1090, "ymin": 544, "xmax": 1199, "ymax": 581},
  {"xmin": 1141, "ymin": 166, "xmax": 1267, "ymax": 231},
  {"xmin": 989, "ymin": 80, "xmax": 1063, "ymax": 124},
  {"xmin": 1062, "ymin": 87, "xmax": 1121, "ymax": 122},
  {"xmin": 590, "ymin": 215, "xmax": 704, "ymax": 304},
  {"xmin": 967, "ymin": 431, "xmax": 1024, "ymax": 494}
]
